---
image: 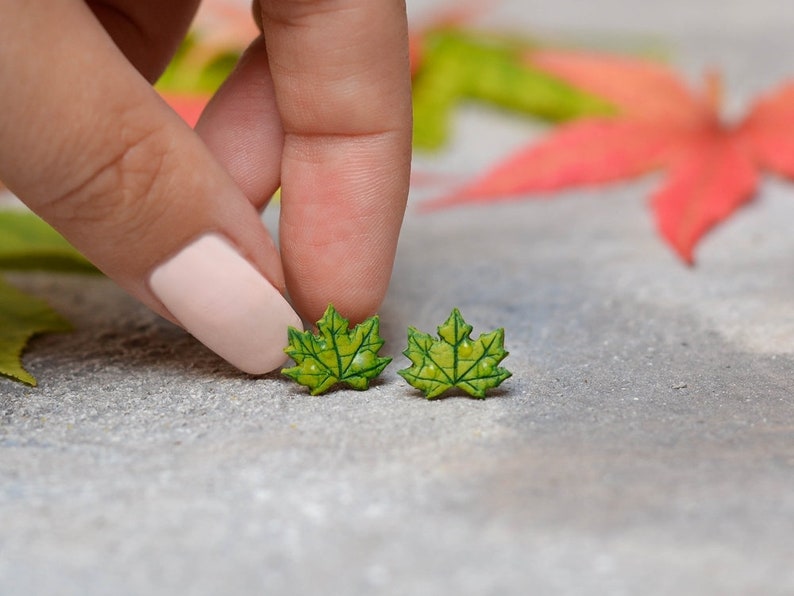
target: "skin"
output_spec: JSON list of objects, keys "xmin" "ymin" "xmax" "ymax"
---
[{"xmin": 0, "ymin": 0, "xmax": 412, "ymax": 333}]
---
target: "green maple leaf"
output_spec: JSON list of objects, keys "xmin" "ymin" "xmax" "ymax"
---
[
  {"xmin": 0, "ymin": 210, "xmax": 94, "ymax": 385},
  {"xmin": 0, "ymin": 210, "xmax": 96, "ymax": 272},
  {"xmin": 282, "ymin": 304, "xmax": 392, "ymax": 395},
  {"xmin": 0, "ymin": 277, "xmax": 71, "ymax": 385},
  {"xmin": 398, "ymin": 308, "xmax": 511, "ymax": 399},
  {"xmin": 412, "ymin": 30, "xmax": 614, "ymax": 150}
]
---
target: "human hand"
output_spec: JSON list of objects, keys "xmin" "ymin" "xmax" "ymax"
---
[{"xmin": 0, "ymin": 0, "xmax": 412, "ymax": 374}]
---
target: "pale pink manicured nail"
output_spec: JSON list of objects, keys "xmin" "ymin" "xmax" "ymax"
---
[{"xmin": 149, "ymin": 233, "xmax": 302, "ymax": 374}]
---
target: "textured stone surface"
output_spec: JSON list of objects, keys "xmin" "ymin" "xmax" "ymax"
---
[{"xmin": 2, "ymin": 1, "xmax": 794, "ymax": 594}]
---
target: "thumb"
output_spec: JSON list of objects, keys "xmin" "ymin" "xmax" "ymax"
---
[{"xmin": 0, "ymin": 2, "xmax": 301, "ymax": 374}]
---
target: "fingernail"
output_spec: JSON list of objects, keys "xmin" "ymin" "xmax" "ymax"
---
[{"xmin": 149, "ymin": 233, "xmax": 302, "ymax": 374}]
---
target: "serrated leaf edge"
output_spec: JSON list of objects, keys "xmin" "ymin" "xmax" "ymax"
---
[
  {"xmin": 398, "ymin": 309, "xmax": 511, "ymax": 399},
  {"xmin": 282, "ymin": 305, "xmax": 392, "ymax": 395},
  {"xmin": 0, "ymin": 278, "xmax": 72, "ymax": 386}
]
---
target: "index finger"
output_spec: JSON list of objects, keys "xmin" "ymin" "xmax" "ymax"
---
[{"xmin": 256, "ymin": 0, "xmax": 412, "ymax": 323}]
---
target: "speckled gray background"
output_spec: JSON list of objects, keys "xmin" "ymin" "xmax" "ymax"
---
[{"xmin": 2, "ymin": 1, "xmax": 794, "ymax": 594}]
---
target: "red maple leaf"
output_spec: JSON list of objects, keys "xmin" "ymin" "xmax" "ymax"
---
[{"xmin": 423, "ymin": 50, "xmax": 794, "ymax": 264}]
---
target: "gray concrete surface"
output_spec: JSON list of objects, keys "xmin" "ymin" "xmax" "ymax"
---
[{"xmin": 3, "ymin": 1, "xmax": 794, "ymax": 594}]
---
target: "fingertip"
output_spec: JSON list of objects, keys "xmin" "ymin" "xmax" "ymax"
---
[
  {"xmin": 149, "ymin": 233, "xmax": 302, "ymax": 374},
  {"xmin": 286, "ymin": 232, "xmax": 396, "ymax": 326}
]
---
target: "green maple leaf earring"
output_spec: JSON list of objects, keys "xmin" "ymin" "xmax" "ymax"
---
[
  {"xmin": 398, "ymin": 308, "xmax": 511, "ymax": 399},
  {"xmin": 282, "ymin": 304, "xmax": 392, "ymax": 395}
]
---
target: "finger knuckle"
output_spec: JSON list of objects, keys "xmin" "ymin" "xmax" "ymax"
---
[{"xmin": 42, "ymin": 113, "xmax": 171, "ymax": 235}]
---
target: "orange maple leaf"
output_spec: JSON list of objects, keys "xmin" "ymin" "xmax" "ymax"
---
[{"xmin": 424, "ymin": 50, "xmax": 794, "ymax": 264}]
